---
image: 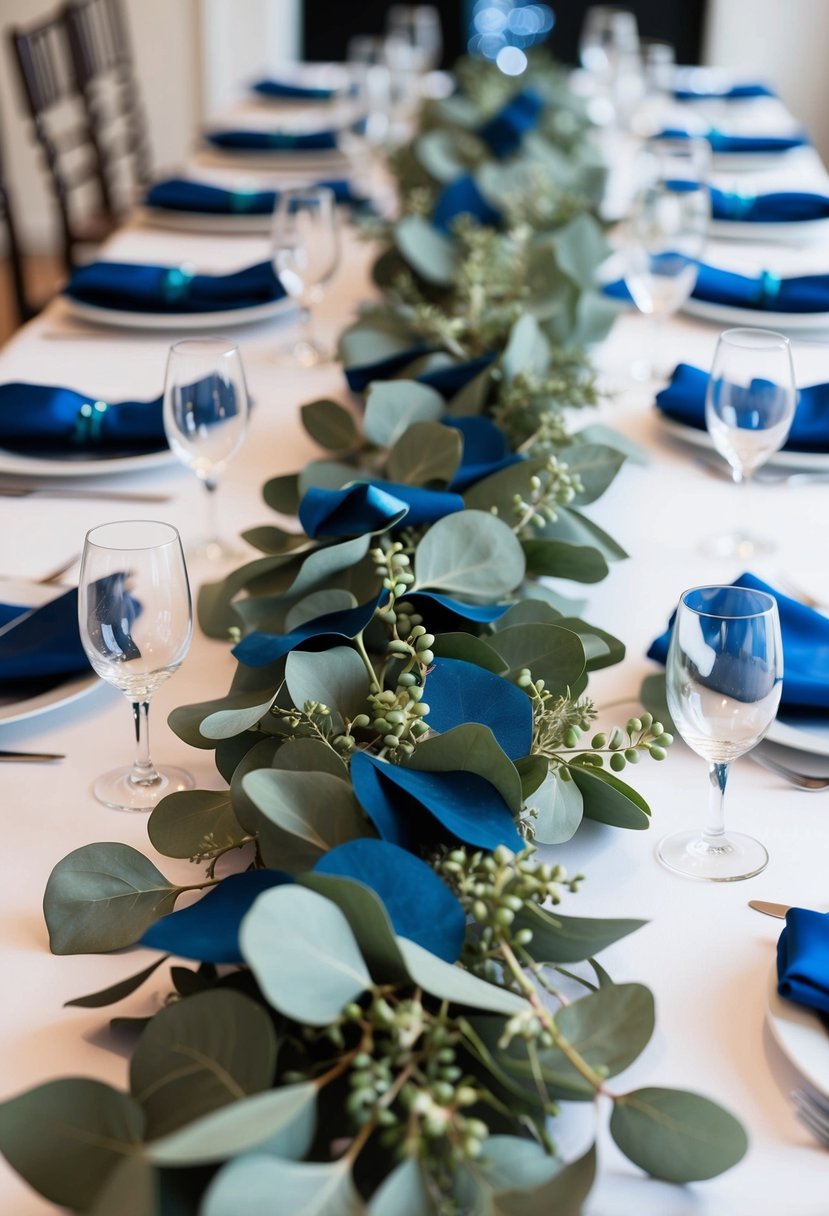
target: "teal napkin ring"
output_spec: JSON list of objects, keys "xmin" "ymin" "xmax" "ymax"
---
[
  {"xmin": 230, "ymin": 189, "xmax": 259, "ymax": 213},
  {"xmin": 754, "ymin": 270, "xmax": 782, "ymax": 308},
  {"xmin": 720, "ymin": 190, "xmax": 756, "ymax": 219},
  {"xmin": 73, "ymin": 400, "xmax": 109, "ymax": 445},
  {"xmin": 161, "ymin": 266, "xmax": 195, "ymax": 303}
]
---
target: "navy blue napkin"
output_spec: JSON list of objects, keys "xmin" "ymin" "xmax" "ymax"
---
[
  {"xmin": 65, "ymin": 260, "xmax": 285, "ymax": 314},
  {"xmin": 660, "ymin": 127, "xmax": 808, "ymax": 154},
  {"xmin": 674, "ymin": 82, "xmax": 774, "ymax": 102},
  {"xmin": 648, "ymin": 572, "xmax": 829, "ymax": 713},
  {"xmin": 0, "ymin": 588, "xmax": 90, "ymax": 690},
  {"xmin": 252, "ymin": 77, "xmax": 334, "ymax": 101},
  {"xmin": 479, "ymin": 89, "xmax": 544, "ymax": 159},
  {"xmin": 432, "ymin": 175, "xmax": 503, "ymax": 234},
  {"xmin": 711, "ymin": 187, "xmax": 829, "ymax": 224},
  {"xmin": 656, "ymin": 362, "xmax": 829, "ymax": 453},
  {"xmin": 778, "ymin": 909, "xmax": 829, "ymax": 1016},
  {"xmin": 145, "ymin": 177, "xmax": 364, "ymax": 216},
  {"xmin": 206, "ymin": 127, "xmax": 339, "ymax": 152},
  {"xmin": 0, "ymin": 381, "xmax": 165, "ymax": 456},
  {"xmin": 605, "ymin": 257, "xmax": 829, "ymax": 314}
]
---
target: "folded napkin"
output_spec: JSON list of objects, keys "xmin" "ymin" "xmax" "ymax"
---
[
  {"xmin": 478, "ymin": 89, "xmax": 544, "ymax": 159},
  {"xmin": 144, "ymin": 177, "xmax": 365, "ymax": 216},
  {"xmin": 660, "ymin": 127, "xmax": 808, "ymax": 154},
  {"xmin": 0, "ymin": 381, "xmax": 165, "ymax": 456},
  {"xmin": 674, "ymin": 82, "xmax": 774, "ymax": 102},
  {"xmin": 778, "ymin": 908, "xmax": 829, "ymax": 1016},
  {"xmin": 65, "ymin": 260, "xmax": 285, "ymax": 314},
  {"xmin": 711, "ymin": 187, "xmax": 829, "ymax": 224},
  {"xmin": 0, "ymin": 588, "xmax": 89, "ymax": 691},
  {"xmin": 206, "ymin": 127, "xmax": 340, "ymax": 152},
  {"xmin": 432, "ymin": 175, "xmax": 503, "ymax": 234},
  {"xmin": 252, "ymin": 77, "xmax": 334, "ymax": 101},
  {"xmin": 605, "ymin": 257, "xmax": 829, "ymax": 314},
  {"xmin": 656, "ymin": 362, "xmax": 829, "ymax": 453},
  {"xmin": 648, "ymin": 572, "xmax": 829, "ymax": 713}
]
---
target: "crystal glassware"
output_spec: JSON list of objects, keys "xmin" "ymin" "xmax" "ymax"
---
[
  {"xmin": 271, "ymin": 185, "xmax": 340, "ymax": 367},
  {"xmin": 659, "ymin": 584, "xmax": 783, "ymax": 881},
  {"xmin": 163, "ymin": 337, "xmax": 250, "ymax": 561},
  {"xmin": 78, "ymin": 520, "xmax": 193, "ymax": 812},
  {"xmin": 703, "ymin": 327, "xmax": 797, "ymax": 559},
  {"xmin": 387, "ymin": 5, "xmax": 443, "ymax": 73}
]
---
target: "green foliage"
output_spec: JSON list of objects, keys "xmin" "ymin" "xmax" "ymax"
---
[{"xmin": 610, "ymin": 1088, "xmax": 749, "ymax": 1182}]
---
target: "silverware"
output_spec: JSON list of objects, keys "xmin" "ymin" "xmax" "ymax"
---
[
  {"xmin": 792, "ymin": 1089, "xmax": 829, "ymax": 1149},
  {"xmin": 693, "ymin": 453, "xmax": 829, "ymax": 486},
  {"xmin": 0, "ymin": 485, "xmax": 170, "ymax": 504},
  {"xmin": 36, "ymin": 553, "xmax": 81, "ymax": 585},
  {"xmin": 748, "ymin": 900, "xmax": 790, "ymax": 918},
  {"xmin": 749, "ymin": 749, "xmax": 829, "ymax": 790},
  {"xmin": 0, "ymin": 750, "xmax": 65, "ymax": 762}
]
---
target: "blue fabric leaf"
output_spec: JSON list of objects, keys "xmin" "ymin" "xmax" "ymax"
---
[
  {"xmin": 298, "ymin": 483, "xmax": 410, "ymax": 538},
  {"xmin": 433, "ymin": 175, "xmax": 503, "ymax": 233},
  {"xmin": 233, "ymin": 596, "xmax": 380, "ymax": 666},
  {"xmin": 425, "ymin": 657, "xmax": 532, "ymax": 760},
  {"xmin": 140, "ymin": 870, "xmax": 293, "ymax": 963},
  {"xmin": 444, "ymin": 415, "xmax": 524, "ymax": 491},
  {"xmin": 351, "ymin": 752, "xmax": 523, "ymax": 852},
  {"xmin": 479, "ymin": 89, "xmax": 544, "ymax": 158},
  {"xmin": 313, "ymin": 838, "xmax": 465, "ymax": 963},
  {"xmin": 417, "ymin": 353, "xmax": 494, "ymax": 398},
  {"xmin": 344, "ymin": 346, "xmax": 432, "ymax": 393},
  {"xmin": 409, "ymin": 591, "xmax": 511, "ymax": 627}
]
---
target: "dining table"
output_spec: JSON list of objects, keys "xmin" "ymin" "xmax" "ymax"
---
[{"xmin": 2, "ymin": 82, "xmax": 829, "ymax": 1215}]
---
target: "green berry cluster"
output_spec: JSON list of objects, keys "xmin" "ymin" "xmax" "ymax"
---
[
  {"xmin": 511, "ymin": 455, "xmax": 583, "ymax": 534},
  {"xmin": 568, "ymin": 712, "xmax": 674, "ymax": 774}
]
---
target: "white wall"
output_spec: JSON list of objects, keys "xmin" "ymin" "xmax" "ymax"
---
[
  {"xmin": 199, "ymin": 0, "xmax": 301, "ymax": 118},
  {"xmin": 704, "ymin": 0, "xmax": 829, "ymax": 163}
]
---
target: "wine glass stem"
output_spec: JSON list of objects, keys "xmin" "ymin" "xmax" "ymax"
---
[
  {"xmin": 704, "ymin": 761, "xmax": 729, "ymax": 846},
  {"xmin": 130, "ymin": 699, "xmax": 160, "ymax": 787},
  {"xmin": 204, "ymin": 477, "xmax": 220, "ymax": 546}
]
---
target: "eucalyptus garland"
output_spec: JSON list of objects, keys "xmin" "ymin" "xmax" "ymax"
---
[{"xmin": 0, "ymin": 53, "xmax": 748, "ymax": 1215}]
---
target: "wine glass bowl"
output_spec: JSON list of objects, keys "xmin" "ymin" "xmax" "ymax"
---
[
  {"xmin": 659, "ymin": 584, "xmax": 783, "ymax": 881},
  {"xmin": 271, "ymin": 186, "xmax": 340, "ymax": 367},
  {"xmin": 78, "ymin": 520, "xmax": 193, "ymax": 812}
]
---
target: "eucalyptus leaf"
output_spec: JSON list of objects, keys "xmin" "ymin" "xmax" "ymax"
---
[
  {"xmin": 44, "ymin": 843, "xmax": 181, "ymax": 955},
  {"xmin": 522, "ymin": 538, "xmax": 608, "ymax": 584},
  {"xmin": 301, "ymin": 399, "xmax": 359, "ymax": 452},
  {"xmin": 148, "ymin": 789, "xmax": 246, "ymax": 860},
  {"xmin": 242, "ymin": 768, "xmax": 368, "ymax": 871},
  {"xmin": 462, "ymin": 456, "xmax": 546, "ymax": 518},
  {"xmin": 555, "ymin": 617, "xmax": 624, "ymax": 671},
  {"xmin": 86, "ymin": 1155, "xmax": 160, "ymax": 1216},
  {"xmin": 368, "ymin": 1157, "xmax": 436, "ymax": 1216},
  {"xmin": 405, "ymin": 723, "xmax": 523, "ymax": 814},
  {"xmin": 639, "ymin": 672, "xmax": 675, "ymax": 732},
  {"xmin": 512, "ymin": 902, "xmax": 646, "ymax": 964},
  {"xmin": 413, "ymin": 510, "xmax": 525, "ymax": 600},
  {"xmin": 415, "ymin": 128, "xmax": 469, "ymax": 182},
  {"xmin": 241, "ymin": 526, "xmax": 312, "ymax": 556},
  {"xmin": 299, "ymin": 873, "xmax": 409, "ymax": 983},
  {"xmin": 386, "ymin": 420, "xmax": 462, "ymax": 486},
  {"xmin": 553, "ymin": 983, "xmax": 654, "ymax": 1077},
  {"xmin": 363, "ymin": 379, "xmax": 445, "ymax": 447},
  {"xmin": 198, "ymin": 553, "xmax": 304, "ymax": 638},
  {"xmin": 496, "ymin": 1144, "xmax": 596, "ymax": 1216},
  {"xmin": 478, "ymin": 1135, "xmax": 560, "ymax": 1191},
  {"xmin": 298, "ymin": 458, "xmax": 358, "ymax": 496},
  {"xmin": 129, "ymin": 989, "xmax": 277, "ymax": 1139},
  {"xmin": 610, "ymin": 1087, "xmax": 748, "ymax": 1182},
  {"xmin": 395, "ymin": 214, "xmax": 458, "ymax": 286},
  {"xmin": 563, "ymin": 443, "xmax": 626, "ymax": 506},
  {"xmin": 240, "ymin": 885, "xmax": 372, "ymax": 1025},
  {"xmin": 284, "ymin": 534, "xmax": 372, "ymax": 605},
  {"xmin": 168, "ymin": 688, "xmax": 275, "ymax": 750},
  {"xmin": 397, "ymin": 938, "xmax": 526, "ymax": 1016},
  {"xmin": 0, "ymin": 1078, "xmax": 143, "ymax": 1211},
  {"xmin": 271, "ymin": 736, "xmax": 349, "ymax": 778},
  {"xmin": 529, "ymin": 770, "xmax": 584, "ymax": 843},
  {"xmin": 572, "ymin": 423, "xmax": 648, "ymax": 466},
  {"xmin": 570, "ymin": 766, "xmax": 651, "ymax": 830},
  {"xmin": 487, "ymin": 623, "xmax": 585, "ymax": 693},
  {"xmin": 501, "ymin": 313, "xmax": 550, "ymax": 383},
  {"xmin": 490, "ymin": 599, "xmax": 561, "ymax": 630},
  {"xmin": 203, "ymin": 1156, "xmax": 364, "ymax": 1216},
  {"xmin": 200, "ymin": 690, "xmax": 278, "ymax": 741},
  {"xmin": 448, "ymin": 363, "xmax": 494, "ymax": 416},
  {"xmin": 431, "ymin": 631, "xmax": 508, "ymax": 674},
  {"xmin": 284, "ymin": 589, "xmax": 357, "ymax": 631},
  {"xmin": 514, "ymin": 754, "xmax": 548, "ymax": 800},
  {"xmin": 146, "ymin": 1083, "xmax": 316, "ymax": 1166},
  {"xmin": 541, "ymin": 506, "xmax": 627, "ymax": 562},
  {"xmin": 285, "ymin": 645, "xmax": 370, "ymax": 729},
  {"xmin": 550, "ymin": 212, "xmax": 610, "ymax": 289},
  {"xmin": 65, "ymin": 955, "xmax": 169, "ymax": 1009},
  {"xmin": 263, "ymin": 472, "xmax": 301, "ymax": 516}
]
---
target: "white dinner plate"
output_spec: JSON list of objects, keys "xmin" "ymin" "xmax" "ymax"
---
[
  {"xmin": 764, "ymin": 715, "xmax": 829, "ymax": 757},
  {"xmin": 196, "ymin": 148, "xmax": 351, "ymax": 175},
  {"xmin": 657, "ymin": 415, "xmax": 829, "ymax": 472},
  {"xmin": 0, "ymin": 446, "xmax": 173, "ymax": 480},
  {"xmin": 62, "ymin": 294, "xmax": 295, "ymax": 332},
  {"xmin": 138, "ymin": 207, "xmax": 272, "ymax": 235},
  {"xmin": 710, "ymin": 218, "xmax": 829, "ymax": 244},
  {"xmin": 712, "ymin": 150, "xmax": 805, "ymax": 173},
  {"xmin": 0, "ymin": 580, "xmax": 98, "ymax": 727},
  {"xmin": 682, "ymin": 296, "xmax": 829, "ymax": 333},
  {"xmin": 766, "ymin": 964, "xmax": 829, "ymax": 1098}
]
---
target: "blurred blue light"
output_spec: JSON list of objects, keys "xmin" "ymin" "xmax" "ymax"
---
[{"xmin": 496, "ymin": 45, "xmax": 528, "ymax": 75}]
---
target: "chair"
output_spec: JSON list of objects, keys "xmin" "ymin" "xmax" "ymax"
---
[
  {"xmin": 64, "ymin": 0, "xmax": 152, "ymax": 211},
  {"xmin": 0, "ymin": 128, "xmax": 33, "ymax": 324},
  {"xmin": 8, "ymin": 8, "xmax": 115, "ymax": 273}
]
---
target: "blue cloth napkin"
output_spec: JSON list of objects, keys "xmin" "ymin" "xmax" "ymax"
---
[
  {"xmin": 0, "ymin": 381, "xmax": 165, "ymax": 455},
  {"xmin": 648, "ymin": 572, "xmax": 829, "ymax": 713},
  {"xmin": 206, "ymin": 127, "xmax": 339, "ymax": 152},
  {"xmin": 432, "ymin": 175, "xmax": 503, "ymax": 234},
  {"xmin": 252, "ymin": 77, "xmax": 334, "ymax": 101},
  {"xmin": 479, "ymin": 89, "xmax": 544, "ymax": 159},
  {"xmin": 65, "ymin": 260, "xmax": 285, "ymax": 314},
  {"xmin": 711, "ymin": 186, "xmax": 829, "ymax": 224},
  {"xmin": 0, "ymin": 588, "xmax": 90, "ymax": 690},
  {"xmin": 144, "ymin": 177, "xmax": 364, "ymax": 216},
  {"xmin": 656, "ymin": 362, "xmax": 829, "ymax": 454},
  {"xmin": 660, "ymin": 126, "xmax": 808, "ymax": 154},
  {"xmin": 778, "ymin": 908, "xmax": 829, "ymax": 1016},
  {"xmin": 605, "ymin": 257, "xmax": 829, "ymax": 314},
  {"xmin": 674, "ymin": 82, "xmax": 774, "ymax": 101}
]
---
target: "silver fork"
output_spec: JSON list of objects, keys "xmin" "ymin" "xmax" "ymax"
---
[
  {"xmin": 749, "ymin": 748, "xmax": 829, "ymax": 791},
  {"xmin": 792, "ymin": 1088, "xmax": 829, "ymax": 1147}
]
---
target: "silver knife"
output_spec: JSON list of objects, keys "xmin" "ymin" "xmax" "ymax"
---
[
  {"xmin": 0, "ymin": 750, "xmax": 65, "ymax": 762},
  {"xmin": 749, "ymin": 900, "xmax": 791, "ymax": 919},
  {"xmin": 0, "ymin": 486, "xmax": 170, "ymax": 503}
]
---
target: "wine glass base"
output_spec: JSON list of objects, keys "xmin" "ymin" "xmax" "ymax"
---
[
  {"xmin": 187, "ymin": 536, "xmax": 245, "ymax": 563},
  {"xmin": 92, "ymin": 765, "xmax": 194, "ymax": 812},
  {"xmin": 699, "ymin": 530, "xmax": 774, "ymax": 560},
  {"xmin": 656, "ymin": 828, "xmax": 768, "ymax": 882},
  {"xmin": 270, "ymin": 338, "xmax": 333, "ymax": 368}
]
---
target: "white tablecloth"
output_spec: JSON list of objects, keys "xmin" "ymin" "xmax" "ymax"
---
[{"xmin": 2, "ymin": 128, "xmax": 829, "ymax": 1214}]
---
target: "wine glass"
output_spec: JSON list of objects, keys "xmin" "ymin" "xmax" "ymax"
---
[
  {"xmin": 78, "ymin": 520, "xmax": 193, "ymax": 812},
  {"xmin": 704, "ymin": 328, "xmax": 797, "ymax": 559},
  {"xmin": 271, "ymin": 185, "xmax": 340, "ymax": 367},
  {"xmin": 579, "ymin": 7, "xmax": 640, "ymax": 126},
  {"xmin": 387, "ymin": 5, "xmax": 443, "ymax": 73},
  {"xmin": 623, "ymin": 139, "xmax": 710, "ymax": 381},
  {"xmin": 163, "ymin": 338, "xmax": 250, "ymax": 562},
  {"xmin": 659, "ymin": 584, "xmax": 783, "ymax": 881}
]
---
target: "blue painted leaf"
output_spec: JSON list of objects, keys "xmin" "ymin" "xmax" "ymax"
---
[
  {"xmin": 140, "ymin": 871, "xmax": 293, "ymax": 963},
  {"xmin": 409, "ymin": 592, "xmax": 511, "ymax": 627},
  {"xmin": 232, "ymin": 596, "xmax": 379, "ymax": 667},
  {"xmin": 444, "ymin": 416, "xmax": 524, "ymax": 491},
  {"xmin": 351, "ymin": 752, "xmax": 522, "ymax": 852},
  {"xmin": 298, "ymin": 484, "xmax": 409, "ymax": 538},
  {"xmin": 372, "ymin": 482, "xmax": 464, "ymax": 527},
  {"xmin": 313, "ymin": 838, "xmax": 465, "ymax": 964},
  {"xmin": 425, "ymin": 657, "xmax": 533, "ymax": 760}
]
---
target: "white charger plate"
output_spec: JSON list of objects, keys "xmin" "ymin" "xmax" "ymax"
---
[
  {"xmin": 62, "ymin": 294, "xmax": 294, "ymax": 332},
  {"xmin": 0, "ymin": 580, "xmax": 98, "ymax": 727},
  {"xmin": 766, "ymin": 964, "xmax": 829, "ymax": 1098},
  {"xmin": 712, "ymin": 150, "xmax": 805, "ymax": 173},
  {"xmin": 765, "ymin": 716, "xmax": 829, "ymax": 757},
  {"xmin": 682, "ymin": 296, "xmax": 829, "ymax": 333},
  {"xmin": 710, "ymin": 218, "xmax": 829, "ymax": 244},
  {"xmin": 0, "ymin": 446, "xmax": 173, "ymax": 479},
  {"xmin": 657, "ymin": 415, "xmax": 829, "ymax": 472},
  {"xmin": 138, "ymin": 207, "xmax": 272, "ymax": 235}
]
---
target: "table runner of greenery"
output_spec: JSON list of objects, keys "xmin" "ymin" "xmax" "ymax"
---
[{"xmin": 0, "ymin": 52, "xmax": 747, "ymax": 1215}]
